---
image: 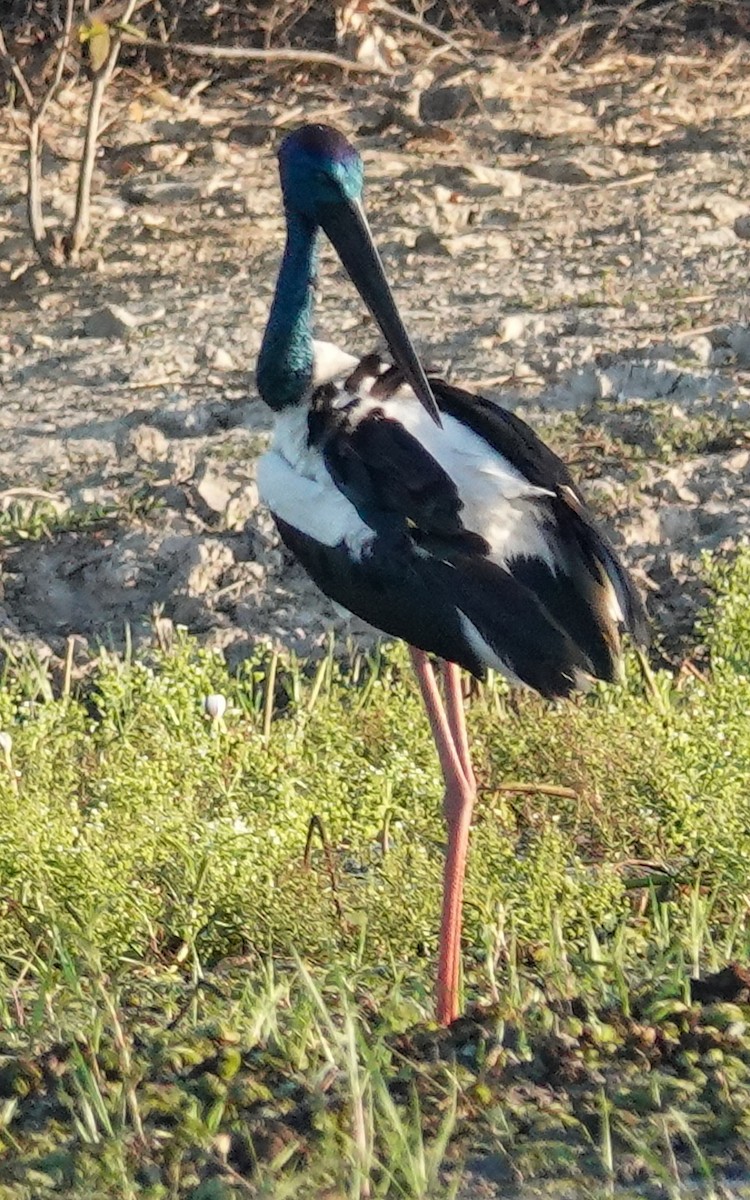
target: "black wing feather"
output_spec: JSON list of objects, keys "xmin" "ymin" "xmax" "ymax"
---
[
  {"xmin": 430, "ymin": 378, "xmax": 649, "ymax": 650},
  {"xmin": 309, "ymin": 395, "xmax": 488, "ymax": 554}
]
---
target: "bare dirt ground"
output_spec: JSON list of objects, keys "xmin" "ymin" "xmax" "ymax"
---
[{"xmin": 1, "ymin": 49, "xmax": 749, "ymax": 674}]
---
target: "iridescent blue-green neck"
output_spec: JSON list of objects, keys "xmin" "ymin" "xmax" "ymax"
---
[{"xmin": 257, "ymin": 211, "xmax": 319, "ymax": 411}]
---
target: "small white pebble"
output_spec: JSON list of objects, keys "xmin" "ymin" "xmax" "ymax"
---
[
  {"xmin": 211, "ymin": 346, "xmax": 235, "ymax": 371},
  {"xmin": 203, "ymin": 693, "xmax": 227, "ymax": 721}
]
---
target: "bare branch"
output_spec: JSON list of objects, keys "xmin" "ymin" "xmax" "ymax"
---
[
  {"xmin": 26, "ymin": 121, "xmax": 50, "ymax": 266},
  {"xmin": 66, "ymin": 0, "xmax": 139, "ymax": 262},
  {"xmin": 0, "ymin": 24, "xmax": 36, "ymax": 109},
  {"xmin": 29, "ymin": 0, "xmax": 76, "ymax": 267},
  {"xmin": 371, "ymin": 0, "xmax": 475, "ymax": 63},
  {"xmin": 130, "ymin": 35, "xmax": 389, "ymax": 74},
  {"xmin": 0, "ymin": 3, "xmax": 75, "ymax": 268},
  {"xmin": 488, "ymin": 783, "xmax": 579, "ymax": 799},
  {"xmin": 36, "ymin": 0, "xmax": 77, "ymax": 126}
]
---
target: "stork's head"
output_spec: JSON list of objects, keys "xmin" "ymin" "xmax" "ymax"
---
[
  {"xmin": 275, "ymin": 124, "xmax": 441, "ymax": 426},
  {"xmin": 278, "ymin": 125, "xmax": 364, "ymax": 220}
]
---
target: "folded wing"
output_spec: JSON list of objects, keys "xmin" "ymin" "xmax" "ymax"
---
[{"xmin": 259, "ymin": 356, "xmax": 647, "ymax": 699}]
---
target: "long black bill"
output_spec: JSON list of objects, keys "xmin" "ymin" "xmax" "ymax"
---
[{"xmin": 320, "ymin": 199, "xmax": 442, "ymax": 427}]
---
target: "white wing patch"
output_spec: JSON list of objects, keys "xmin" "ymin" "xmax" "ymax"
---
[{"xmin": 342, "ymin": 385, "xmax": 558, "ymax": 569}]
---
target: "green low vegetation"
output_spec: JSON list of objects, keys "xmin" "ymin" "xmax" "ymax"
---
[
  {"xmin": 1, "ymin": 549, "xmax": 750, "ymax": 1197},
  {"xmin": 0, "ymin": 493, "xmax": 162, "ymax": 549}
]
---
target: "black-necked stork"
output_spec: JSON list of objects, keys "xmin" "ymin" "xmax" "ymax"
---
[{"xmin": 256, "ymin": 124, "xmax": 648, "ymax": 1026}]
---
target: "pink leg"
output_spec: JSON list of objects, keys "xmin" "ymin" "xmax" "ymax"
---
[
  {"xmin": 409, "ymin": 649, "xmax": 477, "ymax": 1026},
  {"xmin": 443, "ymin": 661, "xmax": 475, "ymax": 791}
]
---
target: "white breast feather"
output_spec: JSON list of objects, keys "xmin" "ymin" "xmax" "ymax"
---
[
  {"xmin": 312, "ymin": 340, "xmax": 359, "ymax": 387},
  {"xmin": 257, "ymin": 407, "xmax": 374, "ymax": 557}
]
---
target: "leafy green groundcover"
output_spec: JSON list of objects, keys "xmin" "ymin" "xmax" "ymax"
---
[{"xmin": 0, "ymin": 548, "xmax": 749, "ymax": 1196}]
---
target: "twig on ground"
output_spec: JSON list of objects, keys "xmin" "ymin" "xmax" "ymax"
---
[
  {"xmin": 489, "ymin": 782, "xmax": 578, "ymax": 799},
  {"xmin": 535, "ymin": 0, "xmax": 658, "ymax": 68},
  {"xmin": 130, "ymin": 35, "xmax": 387, "ymax": 74},
  {"xmin": 603, "ymin": 171, "xmax": 657, "ymax": 189}
]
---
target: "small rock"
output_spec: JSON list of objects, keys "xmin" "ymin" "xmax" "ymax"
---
[
  {"xmin": 121, "ymin": 179, "xmax": 203, "ymax": 206},
  {"xmin": 497, "ymin": 314, "xmax": 530, "ymax": 344},
  {"xmin": 727, "ymin": 325, "xmax": 750, "ymax": 365},
  {"xmin": 168, "ymin": 445, "xmax": 198, "ymax": 483},
  {"xmin": 696, "ymin": 226, "xmax": 737, "ymax": 249},
  {"xmin": 77, "ymin": 487, "xmax": 115, "ymax": 507},
  {"xmin": 418, "ymin": 84, "xmax": 478, "ymax": 124},
  {"xmin": 734, "ymin": 214, "xmax": 750, "ymax": 240},
  {"xmin": 143, "ymin": 143, "xmax": 189, "ymax": 170},
  {"xmin": 95, "ymin": 197, "xmax": 127, "ymax": 220},
  {"xmin": 701, "ymin": 192, "xmax": 749, "ymax": 225},
  {"xmin": 126, "ymin": 423, "xmax": 169, "ymax": 464},
  {"xmin": 514, "ymin": 360, "xmax": 541, "ymax": 381},
  {"xmin": 488, "ymin": 233, "xmax": 513, "ymax": 260},
  {"xmin": 194, "ymin": 464, "xmax": 233, "ymax": 515},
  {"xmin": 687, "ymin": 336, "xmax": 713, "ymax": 366},
  {"xmin": 211, "ymin": 347, "xmax": 236, "ymax": 371},
  {"xmin": 225, "ymin": 483, "xmax": 259, "ymax": 531},
  {"xmin": 175, "ymin": 539, "xmax": 235, "ymax": 596},
  {"xmin": 139, "ymin": 211, "xmax": 168, "ymax": 229},
  {"xmin": 413, "ymin": 230, "xmax": 452, "ymax": 257},
  {"xmin": 83, "ymin": 304, "xmax": 139, "ymax": 340}
]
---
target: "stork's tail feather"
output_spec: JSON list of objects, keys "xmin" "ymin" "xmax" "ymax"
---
[
  {"xmin": 421, "ymin": 553, "xmax": 594, "ymax": 700},
  {"xmin": 559, "ymin": 485, "xmax": 649, "ymax": 648}
]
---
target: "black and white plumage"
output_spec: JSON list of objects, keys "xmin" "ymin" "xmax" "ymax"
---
[
  {"xmin": 256, "ymin": 123, "xmax": 648, "ymax": 1026},
  {"xmin": 259, "ymin": 345, "xmax": 647, "ymax": 700}
]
